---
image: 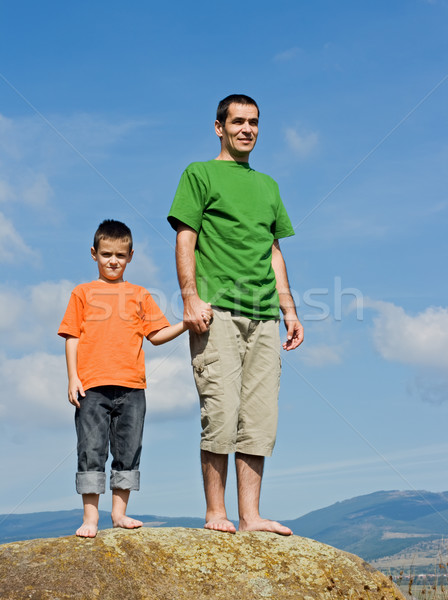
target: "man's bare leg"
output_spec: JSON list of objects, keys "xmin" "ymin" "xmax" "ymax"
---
[
  {"xmin": 111, "ymin": 489, "xmax": 143, "ymax": 529},
  {"xmin": 236, "ymin": 452, "xmax": 292, "ymax": 535},
  {"xmin": 77, "ymin": 493, "xmax": 100, "ymax": 538},
  {"xmin": 201, "ymin": 449, "xmax": 236, "ymax": 533}
]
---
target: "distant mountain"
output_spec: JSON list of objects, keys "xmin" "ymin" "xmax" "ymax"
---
[
  {"xmin": 0, "ymin": 509, "xmax": 203, "ymax": 544},
  {"xmin": 2, "ymin": 490, "xmax": 448, "ymax": 563},
  {"xmin": 283, "ymin": 490, "xmax": 448, "ymax": 560}
]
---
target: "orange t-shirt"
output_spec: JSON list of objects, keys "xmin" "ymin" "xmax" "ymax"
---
[{"xmin": 58, "ymin": 280, "xmax": 170, "ymax": 390}]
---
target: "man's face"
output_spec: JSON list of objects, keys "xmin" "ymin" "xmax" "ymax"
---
[{"xmin": 215, "ymin": 103, "xmax": 259, "ymax": 161}]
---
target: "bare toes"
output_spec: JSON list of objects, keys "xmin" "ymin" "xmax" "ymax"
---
[
  {"xmin": 76, "ymin": 522, "xmax": 98, "ymax": 538},
  {"xmin": 204, "ymin": 518, "xmax": 236, "ymax": 533},
  {"xmin": 112, "ymin": 516, "xmax": 143, "ymax": 529},
  {"xmin": 239, "ymin": 518, "xmax": 292, "ymax": 536}
]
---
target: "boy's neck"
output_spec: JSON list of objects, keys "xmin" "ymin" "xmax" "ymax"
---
[{"xmin": 97, "ymin": 276, "xmax": 125, "ymax": 284}]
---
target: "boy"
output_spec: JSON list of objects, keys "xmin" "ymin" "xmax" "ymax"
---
[{"xmin": 58, "ymin": 219, "xmax": 211, "ymax": 538}]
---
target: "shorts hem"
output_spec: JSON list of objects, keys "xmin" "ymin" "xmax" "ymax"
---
[
  {"xmin": 200, "ymin": 442, "xmax": 275, "ymax": 457},
  {"xmin": 200, "ymin": 441, "xmax": 236, "ymax": 455},
  {"xmin": 235, "ymin": 445, "xmax": 274, "ymax": 457}
]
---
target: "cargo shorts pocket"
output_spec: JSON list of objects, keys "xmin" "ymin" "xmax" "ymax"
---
[{"xmin": 191, "ymin": 351, "xmax": 222, "ymax": 397}]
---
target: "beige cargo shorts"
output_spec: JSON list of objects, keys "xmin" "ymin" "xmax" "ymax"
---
[{"xmin": 189, "ymin": 308, "xmax": 281, "ymax": 457}]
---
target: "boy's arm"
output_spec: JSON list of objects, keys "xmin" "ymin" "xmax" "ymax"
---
[
  {"xmin": 147, "ymin": 322, "xmax": 188, "ymax": 346},
  {"xmin": 147, "ymin": 305, "xmax": 213, "ymax": 346},
  {"xmin": 271, "ymin": 240, "xmax": 304, "ymax": 351},
  {"xmin": 65, "ymin": 335, "xmax": 85, "ymax": 407}
]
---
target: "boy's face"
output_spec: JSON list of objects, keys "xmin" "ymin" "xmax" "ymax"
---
[{"xmin": 91, "ymin": 238, "xmax": 133, "ymax": 283}]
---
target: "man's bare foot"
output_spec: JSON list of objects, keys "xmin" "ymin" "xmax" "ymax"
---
[
  {"xmin": 239, "ymin": 518, "xmax": 292, "ymax": 536},
  {"xmin": 76, "ymin": 521, "xmax": 98, "ymax": 538},
  {"xmin": 112, "ymin": 515, "xmax": 143, "ymax": 529},
  {"xmin": 204, "ymin": 515, "xmax": 236, "ymax": 533}
]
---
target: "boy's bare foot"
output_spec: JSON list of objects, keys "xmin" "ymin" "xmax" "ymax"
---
[
  {"xmin": 204, "ymin": 515, "xmax": 236, "ymax": 533},
  {"xmin": 76, "ymin": 521, "xmax": 98, "ymax": 538},
  {"xmin": 112, "ymin": 515, "xmax": 143, "ymax": 529},
  {"xmin": 238, "ymin": 517, "xmax": 292, "ymax": 536}
]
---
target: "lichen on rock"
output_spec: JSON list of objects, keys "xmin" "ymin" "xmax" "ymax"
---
[{"xmin": 0, "ymin": 527, "xmax": 405, "ymax": 599}]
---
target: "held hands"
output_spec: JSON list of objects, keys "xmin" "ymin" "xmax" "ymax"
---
[
  {"xmin": 68, "ymin": 377, "xmax": 85, "ymax": 408},
  {"xmin": 201, "ymin": 304, "xmax": 213, "ymax": 329},
  {"xmin": 282, "ymin": 314, "xmax": 304, "ymax": 351},
  {"xmin": 184, "ymin": 295, "xmax": 213, "ymax": 334}
]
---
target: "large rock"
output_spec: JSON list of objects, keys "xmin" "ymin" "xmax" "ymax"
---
[{"xmin": 0, "ymin": 527, "xmax": 404, "ymax": 599}]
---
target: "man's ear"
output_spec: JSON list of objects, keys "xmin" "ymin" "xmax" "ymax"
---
[
  {"xmin": 214, "ymin": 119, "xmax": 223, "ymax": 139},
  {"xmin": 91, "ymin": 247, "xmax": 97, "ymax": 261}
]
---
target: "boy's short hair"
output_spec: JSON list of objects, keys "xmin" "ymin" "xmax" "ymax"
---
[
  {"xmin": 93, "ymin": 219, "xmax": 133, "ymax": 252},
  {"xmin": 216, "ymin": 94, "xmax": 260, "ymax": 125}
]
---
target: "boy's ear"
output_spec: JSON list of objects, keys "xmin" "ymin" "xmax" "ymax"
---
[
  {"xmin": 91, "ymin": 247, "xmax": 97, "ymax": 261},
  {"xmin": 127, "ymin": 249, "xmax": 134, "ymax": 263}
]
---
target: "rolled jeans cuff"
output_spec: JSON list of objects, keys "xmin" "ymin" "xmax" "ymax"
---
[
  {"xmin": 110, "ymin": 469, "xmax": 140, "ymax": 491},
  {"xmin": 76, "ymin": 471, "xmax": 106, "ymax": 495}
]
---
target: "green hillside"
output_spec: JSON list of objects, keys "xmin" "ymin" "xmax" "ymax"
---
[
  {"xmin": 2, "ymin": 490, "xmax": 448, "ymax": 562},
  {"xmin": 283, "ymin": 490, "xmax": 448, "ymax": 560},
  {"xmin": 0, "ymin": 510, "xmax": 204, "ymax": 544}
]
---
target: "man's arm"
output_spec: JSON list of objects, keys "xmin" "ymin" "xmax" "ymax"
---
[
  {"xmin": 271, "ymin": 240, "xmax": 304, "ymax": 351},
  {"xmin": 65, "ymin": 335, "xmax": 85, "ymax": 407},
  {"xmin": 176, "ymin": 224, "xmax": 213, "ymax": 334}
]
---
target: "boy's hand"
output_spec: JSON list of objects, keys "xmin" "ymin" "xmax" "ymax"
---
[
  {"xmin": 68, "ymin": 377, "xmax": 85, "ymax": 408},
  {"xmin": 201, "ymin": 303, "xmax": 213, "ymax": 329},
  {"xmin": 184, "ymin": 296, "xmax": 213, "ymax": 333}
]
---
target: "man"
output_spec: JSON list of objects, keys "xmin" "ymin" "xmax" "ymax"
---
[{"xmin": 168, "ymin": 94, "xmax": 303, "ymax": 535}]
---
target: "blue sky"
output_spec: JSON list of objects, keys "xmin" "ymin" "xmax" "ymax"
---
[{"xmin": 1, "ymin": 0, "xmax": 448, "ymax": 524}]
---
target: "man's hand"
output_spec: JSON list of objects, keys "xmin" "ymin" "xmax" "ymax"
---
[
  {"xmin": 68, "ymin": 377, "xmax": 85, "ymax": 408},
  {"xmin": 282, "ymin": 313, "xmax": 304, "ymax": 351},
  {"xmin": 184, "ymin": 295, "xmax": 213, "ymax": 334}
]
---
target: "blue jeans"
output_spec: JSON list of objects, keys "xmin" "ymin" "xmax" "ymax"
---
[{"xmin": 75, "ymin": 386, "xmax": 146, "ymax": 495}]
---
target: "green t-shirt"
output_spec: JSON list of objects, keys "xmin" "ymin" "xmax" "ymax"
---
[{"xmin": 168, "ymin": 160, "xmax": 295, "ymax": 319}]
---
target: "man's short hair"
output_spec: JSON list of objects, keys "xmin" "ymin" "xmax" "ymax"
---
[
  {"xmin": 93, "ymin": 219, "xmax": 133, "ymax": 252},
  {"xmin": 216, "ymin": 94, "xmax": 260, "ymax": 124}
]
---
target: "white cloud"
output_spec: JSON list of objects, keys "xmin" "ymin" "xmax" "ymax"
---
[
  {"xmin": 0, "ymin": 288, "xmax": 26, "ymax": 331},
  {"xmin": 0, "ymin": 343, "xmax": 196, "ymax": 433},
  {"xmin": 408, "ymin": 373, "xmax": 448, "ymax": 405},
  {"xmin": 273, "ymin": 47, "xmax": 302, "ymax": 62},
  {"xmin": 0, "ymin": 179, "xmax": 16, "ymax": 203},
  {"xmin": 52, "ymin": 113, "xmax": 149, "ymax": 152},
  {"xmin": 0, "ymin": 173, "xmax": 53, "ymax": 210},
  {"xmin": 30, "ymin": 280, "xmax": 74, "ymax": 325},
  {"xmin": 0, "ymin": 352, "xmax": 71, "ymax": 426},
  {"xmin": 269, "ymin": 442, "xmax": 448, "ymax": 480},
  {"xmin": 126, "ymin": 241, "xmax": 161, "ymax": 289},
  {"xmin": 0, "ymin": 212, "xmax": 33, "ymax": 263},
  {"xmin": 0, "ymin": 279, "xmax": 196, "ymax": 424},
  {"xmin": 366, "ymin": 299, "xmax": 448, "ymax": 369},
  {"xmin": 0, "ymin": 114, "xmax": 22, "ymax": 160},
  {"xmin": 146, "ymin": 340, "xmax": 197, "ymax": 418},
  {"xmin": 299, "ymin": 344, "xmax": 342, "ymax": 367},
  {"xmin": 284, "ymin": 127, "xmax": 319, "ymax": 158},
  {"xmin": 22, "ymin": 173, "xmax": 53, "ymax": 207},
  {"xmin": 0, "ymin": 280, "xmax": 73, "ymax": 351},
  {"xmin": 0, "ymin": 112, "xmax": 148, "ymax": 169}
]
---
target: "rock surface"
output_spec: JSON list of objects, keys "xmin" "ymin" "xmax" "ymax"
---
[{"xmin": 0, "ymin": 527, "xmax": 404, "ymax": 599}]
